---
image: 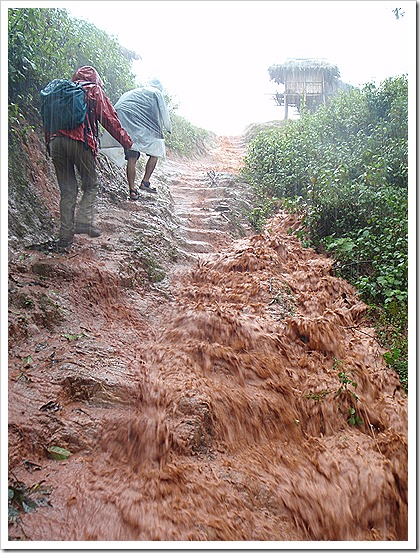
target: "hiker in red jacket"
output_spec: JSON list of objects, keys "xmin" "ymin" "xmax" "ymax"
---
[{"xmin": 46, "ymin": 65, "xmax": 133, "ymax": 250}]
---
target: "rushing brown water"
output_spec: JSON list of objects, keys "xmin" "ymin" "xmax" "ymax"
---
[{"xmin": 7, "ymin": 136, "xmax": 408, "ymax": 543}]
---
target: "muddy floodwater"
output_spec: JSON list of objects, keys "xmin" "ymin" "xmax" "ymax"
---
[{"xmin": 7, "ymin": 137, "xmax": 408, "ymax": 543}]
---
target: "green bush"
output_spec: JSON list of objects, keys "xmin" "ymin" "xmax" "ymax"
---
[
  {"xmin": 242, "ymin": 75, "xmax": 408, "ymax": 388},
  {"xmin": 164, "ymin": 112, "xmax": 214, "ymax": 157},
  {"xmin": 8, "ymin": 8, "xmax": 137, "ymax": 123}
]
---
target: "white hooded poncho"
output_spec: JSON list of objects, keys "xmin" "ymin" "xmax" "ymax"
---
[{"xmin": 100, "ymin": 80, "xmax": 172, "ymax": 167}]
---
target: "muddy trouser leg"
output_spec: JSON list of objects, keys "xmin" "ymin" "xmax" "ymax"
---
[
  {"xmin": 50, "ymin": 137, "xmax": 79, "ymax": 242},
  {"xmin": 75, "ymin": 146, "xmax": 98, "ymax": 226}
]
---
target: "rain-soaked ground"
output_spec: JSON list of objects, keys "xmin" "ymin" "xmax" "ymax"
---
[{"xmin": 7, "ymin": 136, "xmax": 408, "ymax": 543}]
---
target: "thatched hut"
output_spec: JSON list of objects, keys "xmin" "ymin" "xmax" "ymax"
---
[{"xmin": 268, "ymin": 58, "xmax": 342, "ymax": 118}]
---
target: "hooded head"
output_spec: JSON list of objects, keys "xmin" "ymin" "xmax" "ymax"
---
[
  {"xmin": 72, "ymin": 66, "xmax": 103, "ymax": 87},
  {"xmin": 148, "ymin": 78, "xmax": 163, "ymax": 92}
]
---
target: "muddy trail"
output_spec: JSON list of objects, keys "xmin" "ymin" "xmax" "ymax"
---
[{"xmin": 7, "ymin": 136, "xmax": 408, "ymax": 543}]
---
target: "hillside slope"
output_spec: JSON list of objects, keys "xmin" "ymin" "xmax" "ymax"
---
[{"xmin": 7, "ymin": 133, "xmax": 408, "ymax": 542}]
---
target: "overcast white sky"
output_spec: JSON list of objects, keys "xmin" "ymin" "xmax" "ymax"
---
[
  {"xmin": 64, "ymin": 0, "xmax": 415, "ymax": 135},
  {"xmin": 5, "ymin": 1, "xmax": 416, "ymax": 134}
]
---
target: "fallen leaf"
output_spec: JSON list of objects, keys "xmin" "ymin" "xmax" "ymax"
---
[{"xmin": 46, "ymin": 446, "xmax": 72, "ymax": 460}]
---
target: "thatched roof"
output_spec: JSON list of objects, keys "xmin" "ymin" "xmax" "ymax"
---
[{"xmin": 268, "ymin": 58, "xmax": 340, "ymax": 85}]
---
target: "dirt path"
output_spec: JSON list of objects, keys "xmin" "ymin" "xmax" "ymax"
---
[
  {"xmin": 7, "ymin": 136, "xmax": 408, "ymax": 542},
  {"xmin": 165, "ymin": 136, "xmax": 247, "ymax": 256}
]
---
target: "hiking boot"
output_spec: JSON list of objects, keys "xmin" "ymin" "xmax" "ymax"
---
[
  {"xmin": 74, "ymin": 223, "xmax": 101, "ymax": 237},
  {"xmin": 57, "ymin": 237, "xmax": 73, "ymax": 252}
]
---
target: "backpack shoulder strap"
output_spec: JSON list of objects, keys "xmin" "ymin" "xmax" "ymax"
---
[{"xmin": 78, "ymin": 81, "xmax": 99, "ymax": 141}]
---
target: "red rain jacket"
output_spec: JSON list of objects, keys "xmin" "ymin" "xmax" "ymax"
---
[{"xmin": 46, "ymin": 66, "xmax": 133, "ymax": 155}]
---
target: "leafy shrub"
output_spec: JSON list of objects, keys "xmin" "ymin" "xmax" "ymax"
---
[
  {"xmin": 164, "ymin": 112, "xmax": 214, "ymax": 157},
  {"xmin": 8, "ymin": 8, "xmax": 137, "ymax": 123},
  {"xmin": 243, "ymin": 75, "xmax": 408, "ymax": 387}
]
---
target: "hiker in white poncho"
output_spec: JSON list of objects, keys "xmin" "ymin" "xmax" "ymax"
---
[{"xmin": 114, "ymin": 79, "xmax": 172, "ymax": 200}]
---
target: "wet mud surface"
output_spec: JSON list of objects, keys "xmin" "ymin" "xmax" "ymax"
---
[{"xmin": 8, "ymin": 136, "xmax": 408, "ymax": 542}]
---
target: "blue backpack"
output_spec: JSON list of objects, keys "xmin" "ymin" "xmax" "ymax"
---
[{"xmin": 40, "ymin": 79, "xmax": 89, "ymax": 134}]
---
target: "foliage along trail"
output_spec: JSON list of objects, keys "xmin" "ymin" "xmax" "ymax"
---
[{"xmin": 8, "ymin": 135, "xmax": 407, "ymax": 542}]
